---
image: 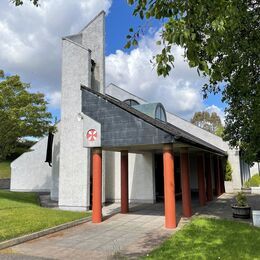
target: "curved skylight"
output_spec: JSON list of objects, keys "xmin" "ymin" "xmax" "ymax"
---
[{"xmin": 155, "ymin": 104, "xmax": 167, "ymax": 122}]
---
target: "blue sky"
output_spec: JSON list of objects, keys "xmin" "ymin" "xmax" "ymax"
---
[
  {"xmin": 105, "ymin": 1, "xmax": 225, "ymax": 121},
  {"xmin": 106, "ymin": 1, "xmax": 138, "ymax": 55},
  {"xmin": 0, "ymin": 0, "xmax": 225, "ymax": 123}
]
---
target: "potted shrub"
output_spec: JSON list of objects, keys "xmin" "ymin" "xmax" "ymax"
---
[
  {"xmin": 231, "ymin": 192, "xmax": 251, "ymax": 219},
  {"xmin": 224, "ymin": 160, "xmax": 233, "ymax": 193}
]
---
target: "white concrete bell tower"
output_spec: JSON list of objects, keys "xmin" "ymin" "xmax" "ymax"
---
[{"xmin": 58, "ymin": 12, "xmax": 105, "ymax": 210}]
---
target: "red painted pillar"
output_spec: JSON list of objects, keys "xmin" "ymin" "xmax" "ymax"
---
[
  {"xmin": 163, "ymin": 144, "xmax": 176, "ymax": 229},
  {"xmin": 205, "ymin": 154, "xmax": 213, "ymax": 201},
  {"xmin": 92, "ymin": 148, "xmax": 102, "ymax": 223},
  {"xmin": 197, "ymin": 153, "xmax": 206, "ymax": 206},
  {"xmin": 180, "ymin": 148, "xmax": 192, "ymax": 217},
  {"xmin": 121, "ymin": 151, "xmax": 129, "ymax": 214}
]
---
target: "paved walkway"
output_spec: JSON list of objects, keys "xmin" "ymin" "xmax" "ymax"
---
[
  {"xmin": 0, "ymin": 193, "xmax": 259, "ymax": 260},
  {"xmin": 0, "ymin": 203, "xmax": 183, "ymax": 260}
]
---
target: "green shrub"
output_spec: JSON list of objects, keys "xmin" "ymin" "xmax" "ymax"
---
[
  {"xmin": 236, "ymin": 192, "xmax": 248, "ymax": 207},
  {"xmin": 225, "ymin": 160, "xmax": 232, "ymax": 181},
  {"xmin": 244, "ymin": 174, "xmax": 260, "ymax": 188}
]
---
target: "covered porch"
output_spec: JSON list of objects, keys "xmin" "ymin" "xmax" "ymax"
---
[
  {"xmin": 92, "ymin": 146, "xmax": 225, "ymax": 229},
  {"xmin": 81, "ymin": 85, "xmax": 226, "ymax": 229}
]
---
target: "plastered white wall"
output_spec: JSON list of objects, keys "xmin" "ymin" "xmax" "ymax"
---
[
  {"xmin": 82, "ymin": 12, "xmax": 105, "ymax": 94},
  {"xmin": 105, "ymin": 151, "xmax": 154, "ymax": 203},
  {"xmin": 129, "ymin": 152, "xmax": 154, "ymax": 203},
  {"xmin": 50, "ymin": 123, "xmax": 60, "ymax": 201},
  {"xmin": 250, "ymin": 163, "xmax": 259, "ymax": 176},
  {"xmin": 59, "ymin": 12, "xmax": 105, "ymax": 211},
  {"xmin": 105, "ymin": 151, "xmax": 120, "ymax": 201},
  {"xmin": 227, "ymin": 148, "xmax": 241, "ymax": 190},
  {"xmin": 58, "ymin": 39, "xmax": 91, "ymax": 211},
  {"xmin": 11, "ymin": 137, "xmax": 52, "ymax": 192}
]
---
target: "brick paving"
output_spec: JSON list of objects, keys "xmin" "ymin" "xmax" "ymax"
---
[{"xmin": 0, "ymin": 193, "xmax": 259, "ymax": 260}]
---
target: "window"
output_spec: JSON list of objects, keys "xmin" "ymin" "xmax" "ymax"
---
[
  {"xmin": 124, "ymin": 99, "xmax": 139, "ymax": 107},
  {"xmin": 155, "ymin": 105, "xmax": 167, "ymax": 122}
]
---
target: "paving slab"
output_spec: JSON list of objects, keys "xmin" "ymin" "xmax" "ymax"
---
[
  {"xmin": 1, "ymin": 194, "xmax": 259, "ymax": 259},
  {"xmin": 0, "ymin": 203, "xmax": 175, "ymax": 260}
]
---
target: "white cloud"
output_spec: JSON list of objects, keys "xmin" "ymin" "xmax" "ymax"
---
[
  {"xmin": 0, "ymin": 0, "xmax": 112, "ymax": 109},
  {"xmin": 205, "ymin": 105, "xmax": 225, "ymax": 124},
  {"xmin": 106, "ymin": 31, "xmax": 210, "ymax": 119},
  {"xmin": 46, "ymin": 91, "xmax": 61, "ymax": 108},
  {"xmin": 0, "ymin": 2, "xmax": 224, "ymax": 122}
]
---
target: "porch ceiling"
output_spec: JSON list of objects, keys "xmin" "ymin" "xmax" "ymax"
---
[{"xmin": 102, "ymin": 142, "xmax": 225, "ymax": 156}]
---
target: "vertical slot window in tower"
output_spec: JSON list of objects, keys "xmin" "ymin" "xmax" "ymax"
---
[{"xmin": 91, "ymin": 59, "xmax": 96, "ymax": 90}]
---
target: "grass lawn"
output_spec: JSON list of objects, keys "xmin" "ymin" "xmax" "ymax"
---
[
  {"xmin": 0, "ymin": 190, "xmax": 90, "ymax": 242},
  {"xmin": 146, "ymin": 218, "xmax": 260, "ymax": 260},
  {"xmin": 0, "ymin": 161, "xmax": 11, "ymax": 179}
]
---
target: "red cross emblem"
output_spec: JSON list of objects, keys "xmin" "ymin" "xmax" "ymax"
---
[{"xmin": 87, "ymin": 129, "xmax": 97, "ymax": 141}]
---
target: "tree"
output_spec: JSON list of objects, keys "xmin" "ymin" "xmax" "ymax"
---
[
  {"xmin": 11, "ymin": 0, "xmax": 39, "ymax": 6},
  {"xmin": 190, "ymin": 111, "xmax": 222, "ymax": 135},
  {"xmin": 0, "ymin": 70, "xmax": 53, "ymax": 160},
  {"xmin": 127, "ymin": 0, "xmax": 260, "ymax": 164},
  {"xmin": 225, "ymin": 160, "xmax": 233, "ymax": 181},
  {"xmin": 215, "ymin": 125, "xmax": 224, "ymax": 138}
]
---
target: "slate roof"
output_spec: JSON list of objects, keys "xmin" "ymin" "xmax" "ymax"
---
[{"xmin": 81, "ymin": 85, "xmax": 227, "ymax": 156}]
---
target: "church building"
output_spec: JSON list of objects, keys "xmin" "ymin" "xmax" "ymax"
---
[{"xmin": 10, "ymin": 12, "xmax": 258, "ymax": 228}]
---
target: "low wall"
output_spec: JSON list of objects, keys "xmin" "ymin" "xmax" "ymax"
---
[{"xmin": 0, "ymin": 178, "xmax": 10, "ymax": 189}]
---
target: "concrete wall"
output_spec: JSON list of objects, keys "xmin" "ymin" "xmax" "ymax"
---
[
  {"xmin": 105, "ymin": 151, "xmax": 155, "ymax": 203},
  {"xmin": 227, "ymin": 148, "xmax": 241, "ymax": 190},
  {"xmin": 58, "ymin": 12, "xmax": 105, "ymax": 211},
  {"xmin": 11, "ymin": 137, "xmax": 52, "ymax": 192},
  {"xmin": 129, "ymin": 152, "xmax": 154, "ymax": 203},
  {"xmin": 50, "ymin": 123, "xmax": 60, "ymax": 201},
  {"xmin": 82, "ymin": 12, "xmax": 105, "ymax": 94},
  {"xmin": 250, "ymin": 163, "xmax": 259, "ymax": 176},
  {"xmin": 58, "ymin": 39, "xmax": 91, "ymax": 211},
  {"xmin": 105, "ymin": 151, "xmax": 120, "ymax": 201}
]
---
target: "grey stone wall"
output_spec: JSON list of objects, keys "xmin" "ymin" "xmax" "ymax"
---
[
  {"xmin": 82, "ymin": 89, "xmax": 174, "ymax": 148},
  {"xmin": 0, "ymin": 178, "xmax": 10, "ymax": 189}
]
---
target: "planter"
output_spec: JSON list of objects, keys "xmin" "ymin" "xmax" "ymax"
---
[
  {"xmin": 231, "ymin": 205, "xmax": 251, "ymax": 219},
  {"xmin": 252, "ymin": 210, "xmax": 260, "ymax": 227},
  {"xmin": 224, "ymin": 181, "xmax": 233, "ymax": 193},
  {"xmin": 251, "ymin": 187, "xmax": 260, "ymax": 194}
]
